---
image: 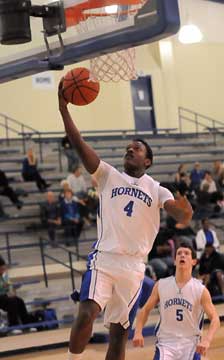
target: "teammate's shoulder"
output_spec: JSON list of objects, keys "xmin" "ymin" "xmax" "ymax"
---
[
  {"xmin": 191, "ymin": 277, "xmax": 204, "ymax": 287},
  {"xmin": 158, "ymin": 276, "xmax": 174, "ymax": 287}
]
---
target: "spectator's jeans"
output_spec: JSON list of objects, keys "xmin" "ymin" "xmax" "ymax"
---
[
  {"xmin": 63, "ymin": 219, "xmax": 83, "ymax": 245},
  {"xmin": 0, "ymin": 295, "xmax": 31, "ymax": 326},
  {"xmin": 47, "ymin": 223, "xmax": 57, "ymax": 243},
  {"xmin": 149, "ymin": 256, "xmax": 174, "ymax": 280},
  {"xmin": 22, "ymin": 171, "xmax": 47, "ymax": 190}
]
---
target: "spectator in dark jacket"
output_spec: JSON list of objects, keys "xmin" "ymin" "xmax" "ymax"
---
[
  {"xmin": 40, "ymin": 192, "xmax": 61, "ymax": 247},
  {"xmin": 199, "ymin": 244, "xmax": 224, "ymax": 296},
  {"xmin": 60, "ymin": 189, "xmax": 84, "ymax": 246},
  {"xmin": 0, "ymin": 169, "xmax": 23, "ymax": 209},
  {"xmin": 22, "ymin": 148, "xmax": 50, "ymax": 191},
  {"xmin": 148, "ymin": 228, "xmax": 175, "ymax": 279},
  {"xmin": 190, "ymin": 162, "xmax": 204, "ymax": 191},
  {"xmin": 0, "ymin": 256, "xmax": 36, "ymax": 334}
]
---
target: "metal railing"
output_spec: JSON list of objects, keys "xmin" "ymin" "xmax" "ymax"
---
[
  {"xmin": 0, "ymin": 112, "xmax": 39, "ymax": 155},
  {"xmin": 178, "ymin": 107, "xmax": 224, "ymax": 143},
  {"xmin": 39, "ymin": 237, "xmax": 86, "ymax": 290}
]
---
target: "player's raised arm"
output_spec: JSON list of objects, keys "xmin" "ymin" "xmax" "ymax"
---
[
  {"xmin": 196, "ymin": 287, "xmax": 220, "ymax": 357},
  {"xmin": 58, "ymin": 80, "xmax": 100, "ymax": 174},
  {"xmin": 133, "ymin": 282, "xmax": 159, "ymax": 348},
  {"xmin": 164, "ymin": 191, "xmax": 193, "ymax": 226}
]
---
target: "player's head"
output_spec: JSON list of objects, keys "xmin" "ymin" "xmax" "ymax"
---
[
  {"xmin": 123, "ymin": 139, "xmax": 153, "ymax": 173},
  {"xmin": 175, "ymin": 241, "xmax": 197, "ymax": 270}
]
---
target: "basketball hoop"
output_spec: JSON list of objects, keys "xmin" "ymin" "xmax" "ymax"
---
[{"xmin": 64, "ymin": 0, "xmax": 146, "ymax": 81}]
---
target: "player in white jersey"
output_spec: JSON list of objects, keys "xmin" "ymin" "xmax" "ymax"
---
[
  {"xmin": 133, "ymin": 242, "xmax": 220, "ymax": 360},
  {"xmin": 58, "ymin": 81, "xmax": 193, "ymax": 360}
]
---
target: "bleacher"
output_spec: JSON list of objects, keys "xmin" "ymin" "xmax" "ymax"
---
[{"xmin": 0, "ymin": 130, "xmax": 224, "ymax": 353}]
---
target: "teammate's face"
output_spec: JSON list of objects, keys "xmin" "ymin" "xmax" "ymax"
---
[
  {"xmin": 175, "ymin": 247, "xmax": 196, "ymax": 270},
  {"xmin": 123, "ymin": 141, "xmax": 151, "ymax": 172}
]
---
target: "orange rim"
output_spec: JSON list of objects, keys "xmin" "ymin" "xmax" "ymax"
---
[{"xmin": 65, "ymin": 0, "xmax": 143, "ymax": 26}]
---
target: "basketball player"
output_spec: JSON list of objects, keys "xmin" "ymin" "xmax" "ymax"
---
[
  {"xmin": 58, "ymin": 81, "xmax": 193, "ymax": 360},
  {"xmin": 133, "ymin": 242, "xmax": 220, "ymax": 360}
]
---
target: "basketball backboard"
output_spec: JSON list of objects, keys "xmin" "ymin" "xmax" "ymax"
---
[{"xmin": 0, "ymin": 0, "xmax": 180, "ymax": 83}]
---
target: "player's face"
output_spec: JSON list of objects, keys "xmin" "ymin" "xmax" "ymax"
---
[
  {"xmin": 123, "ymin": 141, "xmax": 151, "ymax": 172},
  {"xmin": 175, "ymin": 247, "xmax": 196, "ymax": 270}
]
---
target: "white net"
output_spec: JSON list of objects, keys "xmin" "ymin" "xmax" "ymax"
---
[
  {"xmin": 90, "ymin": 48, "xmax": 136, "ymax": 82},
  {"xmin": 75, "ymin": 2, "xmax": 145, "ymax": 81}
]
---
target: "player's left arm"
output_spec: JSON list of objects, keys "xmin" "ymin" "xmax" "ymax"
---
[
  {"xmin": 164, "ymin": 191, "xmax": 193, "ymax": 226},
  {"xmin": 196, "ymin": 287, "xmax": 220, "ymax": 356}
]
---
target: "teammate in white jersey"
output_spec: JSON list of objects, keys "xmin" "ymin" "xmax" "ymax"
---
[
  {"xmin": 58, "ymin": 82, "xmax": 193, "ymax": 360},
  {"xmin": 133, "ymin": 242, "xmax": 220, "ymax": 359}
]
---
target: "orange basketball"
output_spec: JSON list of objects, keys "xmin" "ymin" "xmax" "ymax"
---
[{"xmin": 62, "ymin": 67, "xmax": 100, "ymax": 106}]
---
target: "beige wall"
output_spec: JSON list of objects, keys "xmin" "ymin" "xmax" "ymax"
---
[
  {"xmin": 1, "ymin": 38, "xmax": 224, "ymax": 135},
  {"xmin": 0, "ymin": 44, "xmax": 168, "ymax": 134},
  {"xmin": 174, "ymin": 42, "xmax": 224, "ymax": 122}
]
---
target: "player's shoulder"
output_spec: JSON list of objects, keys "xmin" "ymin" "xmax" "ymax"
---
[
  {"xmin": 144, "ymin": 173, "xmax": 160, "ymax": 187},
  {"xmin": 190, "ymin": 277, "xmax": 204, "ymax": 289},
  {"xmin": 158, "ymin": 276, "xmax": 174, "ymax": 289}
]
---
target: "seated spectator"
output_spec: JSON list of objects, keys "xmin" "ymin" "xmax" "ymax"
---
[
  {"xmin": 195, "ymin": 218, "xmax": 220, "ymax": 259},
  {"xmin": 214, "ymin": 192, "xmax": 224, "ymax": 215},
  {"xmin": 213, "ymin": 160, "xmax": 224, "ymax": 185},
  {"xmin": 67, "ymin": 166, "xmax": 91, "ymax": 225},
  {"xmin": 0, "ymin": 256, "xmax": 36, "ymax": 334},
  {"xmin": 40, "ymin": 192, "xmax": 61, "ymax": 247},
  {"xmin": 200, "ymin": 171, "xmax": 217, "ymax": 193},
  {"xmin": 190, "ymin": 162, "xmax": 204, "ymax": 191},
  {"xmin": 61, "ymin": 135, "xmax": 80, "ymax": 172},
  {"xmin": 86, "ymin": 177, "xmax": 99, "ymax": 221},
  {"xmin": 0, "ymin": 169, "xmax": 23, "ymax": 209},
  {"xmin": 60, "ymin": 189, "xmax": 84, "ymax": 246},
  {"xmin": 166, "ymin": 214, "xmax": 195, "ymax": 246},
  {"xmin": 174, "ymin": 164, "xmax": 187, "ymax": 184},
  {"xmin": 67, "ymin": 165, "xmax": 87, "ymax": 197},
  {"xmin": 22, "ymin": 148, "xmax": 50, "ymax": 191},
  {"xmin": 58, "ymin": 179, "xmax": 71, "ymax": 203},
  {"xmin": 199, "ymin": 244, "xmax": 224, "ymax": 296},
  {"xmin": 148, "ymin": 228, "xmax": 175, "ymax": 280},
  {"xmin": 194, "ymin": 183, "xmax": 213, "ymax": 220}
]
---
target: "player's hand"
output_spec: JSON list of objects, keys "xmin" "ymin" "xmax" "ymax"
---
[
  {"xmin": 132, "ymin": 333, "xmax": 144, "ymax": 347},
  {"xmin": 175, "ymin": 223, "xmax": 188, "ymax": 229},
  {"xmin": 58, "ymin": 78, "xmax": 68, "ymax": 110},
  {"xmin": 196, "ymin": 338, "xmax": 210, "ymax": 356},
  {"xmin": 174, "ymin": 191, "xmax": 193, "ymax": 225}
]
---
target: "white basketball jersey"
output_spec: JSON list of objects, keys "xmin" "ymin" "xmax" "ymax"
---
[
  {"xmin": 156, "ymin": 276, "xmax": 205, "ymax": 340},
  {"xmin": 92, "ymin": 161, "xmax": 173, "ymax": 262}
]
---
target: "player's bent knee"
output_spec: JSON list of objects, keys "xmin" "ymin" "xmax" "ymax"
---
[{"xmin": 76, "ymin": 310, "xmax": 94, "ymax": 329}]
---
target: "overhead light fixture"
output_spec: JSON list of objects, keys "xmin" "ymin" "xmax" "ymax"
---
[
  {"xmin": 105, "ymin": 5, "xmax": 118, "ymax": 14},
  {"xmin": 178, "ymin": 24, "xmax": 203, "ymax": 44}
]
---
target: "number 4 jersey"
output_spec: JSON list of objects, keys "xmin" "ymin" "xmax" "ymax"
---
[
  {"xmin": 92, "ymin": 161, "xmax": 174, "ymax": 263},
  {"xmin": 156, "ymin": 276, "xmax": 205, "ymax": 340}
]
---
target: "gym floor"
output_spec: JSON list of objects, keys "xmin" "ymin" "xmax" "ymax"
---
[{"xmin": 1, "ymin": 325, "xmax": 224, "ymax": 360}]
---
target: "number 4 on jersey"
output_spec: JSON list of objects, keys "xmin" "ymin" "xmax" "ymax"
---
[{"xmin": 124, "ymin": 201, "xmax": 134, "ymax": 217}]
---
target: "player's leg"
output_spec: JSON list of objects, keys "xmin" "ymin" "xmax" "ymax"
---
[
  {"xmin": 69, "ymin": 267, "xmax": 113, "ymax": 355},
  {"xmin": 105, "ymin": 323, "xmax": 129, "ymax": 360},
  {"xmin": 104, "ymin": 267, "xmax": 143, "ymax": 360},
  {"xmin": 69, "ymin": 299, "xmax": 101, "ymax": 353}
]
